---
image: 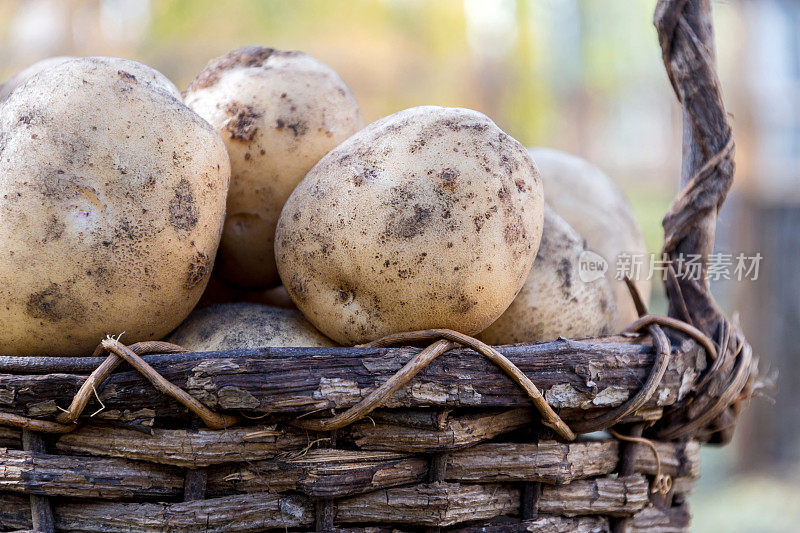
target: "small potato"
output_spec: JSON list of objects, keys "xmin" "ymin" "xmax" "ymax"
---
[
  {"xmin": 167, "ymin": 303, "xmax": 335, "ymax": 351},
  {"xmin": 479, "ymin": 207, "xmax": 617, "ymax": 344},
  {"xmin": 184, "ymin": 46, "xmax": 364, "ymax": 289},
  {"xmin": 0, "ymin": 57, "xmax": 230, "ymax": 356},
  {"xmin": 275, "ymin": 106, "xmax": 544, "ymax": 345},
  {"xmin": 530, "ymin": 147, "xmax": 650, "ymax": 328}
]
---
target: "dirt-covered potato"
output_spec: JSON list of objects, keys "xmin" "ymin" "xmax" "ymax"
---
[
  {"xmin": 184, "ymin": 46, "xmax": 364, "ymax": 289},
  {"xmin": 530, "ymin": 147, "xmax": 650, "ymax": 328},
  {"xmin": 0, "ymin": 57, "xmax": 230, "ymax": 356},
  {"xmin": 479, "ymin": 207, "xmax": 617, "ymax": 344},
  {"xmin": 276, "ymin": 106, "xmax": 544, "ymax": 345},
  {"xmin": 167, "ymin": 303, "xmax": 335, "ymax": 350}
]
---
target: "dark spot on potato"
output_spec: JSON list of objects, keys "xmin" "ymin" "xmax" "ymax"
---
[
  {"xmin": 337, "ymin": 287, "xmax": 355, "ymax": 305},
  {"xmin": 185, "ymin": 251, "xmax": 211, "ymax": 290},
  {"xmin": 438, "ymin": 168, "xmax": 459, "ymax": 190},
  {"xmin": 503, "ymin": 216, "xmax": 526, "ymax": 246},
  {"xmin": 514, "ymin": 178, "xmax": 527, "ymax": 192},
  {"xmin": 556, "ymin": 258, "xmax": 573, "ymax": 297},
  {"xmin": 352, "ymin": 168, "xmax": 378, "ymax": 186},
  {"xmin": 276, "ymin": 119, "xmax": 307, "ymax": 137},
  {"xmin": 289, "ymin": 273, "xmax": 308, "ymax": 302},
  {"xmin": 224, "ymin": 103, "xmax": 262, "ymax": 142},
  {"xmin": 452, "ymin": 293, "xmax": 477, "ymax": 314},
  {"xmin": 441, "ymin": 117, "xmax": 489, "ymax": 133},
  {"xmin": 169, "ymin": 178, "xmax": 199, "ymax": 232},
  {"xmin": 410, "ymin": 138, "xmax": 426, "ymax": 153},
  {"xmin": 386, "ymin": 205, "xmax": 433, "ymax": 239},
  {"xmin": 26, "ymin": 283, "xmax": 80, "ymax": 321},
  {"xmin": 42, "ymin": 214, "xmax": 65, "ymax": 243},
  {"xmin": 117, "ymin": 70, "xmax": 137, "ymax": 82},
  {"xmin": 186, "ymin": 46, "xmax": 275, "ymax": 91}
]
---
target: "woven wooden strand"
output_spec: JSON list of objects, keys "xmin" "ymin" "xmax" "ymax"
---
[
  {"xmin": 294, "ymin": 330, "xmax": 576, "ymax": 441},
  {"xmin": 622, "ymin": 314, "xmax": 716, "ymax": 360},
  {"xmin": 424, "ymin": 453, "xmax": 449, "ymax": 532},
  {"xmin": 569, "ymin": 324, "xmax": 671, "ymax": 434},
  {"xmin": 610, "ymin": 423, "xmax": 645, "ymax": 533},
  {"xmin": 22, "ymin": 430, "xmax": 54, "ymax": 533},
  {"xmin": 0, "ymin": 341, "xmax": 189, "ymax": 434},
  {"xmin": 56, "ymin": 340, "xmax": 187, "ymax": 425},
  {"xmin": 370, "ymin": 330, "xmax": 576, "ymax": 440},
  {"xmin": 314, "ymin": 429, "xmax": 339, "ymax": 531},
  {"xmin": 101, "ymin": 337, "xmax": 239, "ymax": 430}
]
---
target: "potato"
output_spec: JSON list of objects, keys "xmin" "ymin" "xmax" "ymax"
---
[
  {"xmin": 0, "ymin": 56, "xmax": 181, "ymax": 101},
  {"xmin": 0, "ymin": 57, "xmax": 230, "ymax": 356},
  {"xmin": 184, "ymin": 46, "xmax": 364, "ymax": 289},
  {"xmin": 275, "ymin": 106, "xmax": 544, "ymax": 345},
  {"xmin": 479, "ymin": 207, "xmax": 617, "ymax": 344},
  {"xmin": 530, "ymin": 147, "xmax": 650, "ymax": 328},
  {"xmin": 167, "ymin": 303, "xmax": 335, "ymax": 350}
]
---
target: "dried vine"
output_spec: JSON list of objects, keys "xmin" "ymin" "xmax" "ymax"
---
[{"xmin": 654, "ymin": 0, "xmax": 758, "ymax": 443}]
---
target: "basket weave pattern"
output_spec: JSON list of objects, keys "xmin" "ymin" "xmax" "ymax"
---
[{"xmin": 0, "ymin": 1, "xmax": 758, "ymax": 531}]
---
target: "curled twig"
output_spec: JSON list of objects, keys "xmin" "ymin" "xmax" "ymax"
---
[
  {"xmin": 609, "ymin": 428, "xmax": 672, "ymax": 496},
  {"xmin": 101, "ymin": 337, "xmax": 239, "ymax": 430},
  {"xmin": 294, "ymin": 330, "xmax": 576, "ymax": 441}
]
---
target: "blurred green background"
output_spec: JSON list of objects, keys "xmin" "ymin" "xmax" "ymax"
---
[{"xmin": 1, "ymin": 1, "xmax": 798, "ymax": 531}]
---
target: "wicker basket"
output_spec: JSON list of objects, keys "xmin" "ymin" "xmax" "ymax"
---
[{"xmin": 0, "ymin": 1, "xmax": 759, "ymax": 531}]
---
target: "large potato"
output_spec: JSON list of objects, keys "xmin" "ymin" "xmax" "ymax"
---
[
  {"xmin": 479, "ymin": 207, "xmax": 617, "ymax": 344},
  {"xmin": 0, "ymin": 57, "xmax": 230, "ymax": 356},
  {"xmin": 168, "ymin": 303, "xmax": 334, "ymax": 351},
  {"xmin": 276, "ymin": 106, "xmax": 544, "ymax": 345},
  {"xmin": 184, "ymin": 46, "xmax": 364, "ymax": 289},
  {"xmin": 530, "ymin": 147, "xmax": 650, "ymax": 328}
]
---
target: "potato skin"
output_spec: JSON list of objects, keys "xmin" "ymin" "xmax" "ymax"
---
[
  {"xmin": 0, "ymin": 56, "xmax": 180, "ymax": 102},
  {"xmin": 167, "ymin": 303, "xmax": 335, "ymax": 351},
  {"xmin": 184, "ymin": 46, "xmax": 364, "ymax": 289},
  {"xmin": 0, "ymin": 57, "xmax": 230, "ymax": 356},
  {"xmin": 479, "ymin": 207, "xmax": 617, "ymax": 344},
  {"xmin": 275, "ymin": 106, "xmax": 544, "ymax": 345},
  {"xmin": 530, "ymin": 147, "xmax": 650, "ymax": 328},
  {"xmin": 0, "ymin": 56, "xmax": 74, "ymax": 101}
]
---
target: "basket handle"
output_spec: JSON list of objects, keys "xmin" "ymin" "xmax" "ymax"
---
[
  {"xmin": 655, "ymin": 0, "xmax": 735, "ymax": 337},
  {"xmin": 653, "ymin": 0, "xmax": 759, "ymax": 443}
]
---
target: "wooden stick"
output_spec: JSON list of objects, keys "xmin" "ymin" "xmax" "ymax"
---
[{"xmin": 21, "ymin": 430, "xmax": 54, "ymax": 533}]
